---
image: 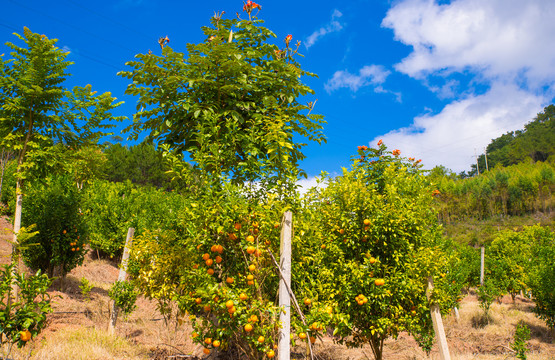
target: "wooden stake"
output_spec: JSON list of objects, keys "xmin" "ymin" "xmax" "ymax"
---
[
  {"xmin": 278, "ymin": 211, "xmax": 292, "ymax": 360},
  {"xmin": 453, "ymin": 307, "xmax": 460, "ymax": 321},
  {"xmin": 480, "ymin": 246, "xmax": 485, "ymax": 286},
  {"xmin": 108, "ymin": 227, "xmax": 134, "ymax": 335},
  {"xmin": 427, "ymin": 276, "xmax": 451, "ymax": 360}
]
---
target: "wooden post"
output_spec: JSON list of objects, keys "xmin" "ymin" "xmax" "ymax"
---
[
  {"xmin": 427, "ymin": 276, "xmax": 451, "ymax": 360},
  {"xmin": 480, "ymin": 246, "xmax": 485, "ymax": 286},
  {"xmin": 453, "ymin": 307, "xmax": 460, "ymax": 321},
  {"xmin": 108, "ymin": 227, "xmax": 134, "ymax": 335},
  {"xmin": 278, "ymin": 211, "xmax": 292, "ymax": 360}
]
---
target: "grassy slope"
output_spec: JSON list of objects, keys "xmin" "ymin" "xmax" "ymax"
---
[
  {"xmin": 1, "ymin": 216, "xmax": 554, "ymax": 359},
  {"xmin": 442, "ymin": 211, "xmax": 555, "ymax": 246}
]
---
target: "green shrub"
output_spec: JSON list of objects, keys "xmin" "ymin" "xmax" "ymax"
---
[
  {"xmin": 527, "ymin": 226, "xmax": 555, "ymax": 329},
  {"xmin": 79, "ymin": 277, "xmax": 94, "ymax": 301},
  {"xmin": 20, "ymin": 176, "xmax": 87, "ymax": 279},
  {"xmin": 109, "ymin": 281, "xmax": 138, "ymax": 318},
  {"xmin": 477, "ymin": 278, "xmax": 503, "ymax": 321},
  {"xmin": 0, "ymin": 264, "xmax": 52, "ymax": 359},
  {"xmin": 82, "ymin": 179, "xmax": 185, "ymax": 258},
  {"xmin": 510, "ymin": 321, "xmax": 531, "ymax": 360}
]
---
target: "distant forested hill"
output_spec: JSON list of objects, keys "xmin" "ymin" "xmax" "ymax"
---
[
  {"xmin": 429, "ymin": 104, "xmax": 555, "ymax": 225},
  {"xmin": 471, "ymin": 104, "xmax": 555, "ymax": 175}
]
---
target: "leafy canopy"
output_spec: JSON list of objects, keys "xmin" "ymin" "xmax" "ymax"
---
[
  {"xmin": 0, "ymin": 27, "xmax": 125, "ymax": 181},
  {"xmin": 119, "ymin": 11, "xmax": 325, "ymax": 187}
]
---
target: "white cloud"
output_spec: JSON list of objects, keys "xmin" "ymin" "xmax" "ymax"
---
[
  {"xmin": 373, "ymin": 82, "xmax": 546, "ymax": 172},
  {"xmin": 305, "ymin": 9, "xmax": 343, "ymax": 49},
  {"xmin": 325, "ymin": 65, "xmax": 391, "ymax": 93},
  {"xmin": 373, "ymin": 0, "xmax": 555, "ymax": 171},
  {"xmin": 296, "ymin": 176, "xmax": 325, "ymax": 195},
  {"xmin": 382, "ymin": 0, "xmax": 555, "ymax": 86}
]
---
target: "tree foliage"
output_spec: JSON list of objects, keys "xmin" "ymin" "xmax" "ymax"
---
[
  {"xmin": 472, "ymin": 105, "xmax": 555, "ymax": 174},
  {"xmin": 0, "ymin": 27, "xmax": 125, "ymax": 265},
  {"xmin": 434, "ymin": 161, "xmax": 555, "ymax": 222},
  {"xmin": 119, "ymin": 11, "xmax": 325, "ymax": 189},
  {"xmin": 301, "ymin": 142, "xmax": 450, "ymax": 360},
  {"xmin": 103, "ymin": 142, "xmax": 172, "ymax": 188},
  {"xmin": 20, "ymin": 175, "xmax": 87, "ymax": 279}
]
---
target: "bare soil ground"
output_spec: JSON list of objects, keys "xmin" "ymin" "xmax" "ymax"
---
[{"xmin": 1, "ymin": 216, "xmax": 554, "ymax": 359}]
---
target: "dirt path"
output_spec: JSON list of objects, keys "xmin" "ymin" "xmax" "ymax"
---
[{"xmin": 0, "ymin": 215, "xmax": 13, "ymax": 265}]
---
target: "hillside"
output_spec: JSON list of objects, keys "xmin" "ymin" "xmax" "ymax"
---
[
  {"xmin": 1, "ymin": 216, "xmax": 554, "ymax": 360},
  {"xmin": 472, "ymin": 105, "xmax": 555, "ymax": 176}
]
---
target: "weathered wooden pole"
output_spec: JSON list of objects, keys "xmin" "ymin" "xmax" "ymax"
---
[
  {"xmin": 480, "ymin": 246, "xmax": 485, "ymax": 286},
  {"xmin": 453, "ymin": 306, "xmax": 460, "ymax": 321},
  {"xmin": 427, "ymin": 276, "xmax": 452, "ymax": 360},
  {"xmin": 278, "ymin": 211, "xmax": 292, "ymax": 360},
  {"xmin": 108, "ymin": 227, "xmax": 134, "ymax": 335}
]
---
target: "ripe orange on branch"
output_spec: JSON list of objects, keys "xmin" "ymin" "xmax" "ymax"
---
[{"xmin": 19, "ymin": 330, "xmax": 31, "ymax": 342}]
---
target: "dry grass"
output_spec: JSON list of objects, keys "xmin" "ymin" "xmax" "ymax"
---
[{"xmin": 25, "ymin": 326, "xmax": 149, "ymax": 360}]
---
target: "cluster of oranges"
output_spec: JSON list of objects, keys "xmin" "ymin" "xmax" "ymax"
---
[
  {"xmin": 69, "ymin": 241, "xmax": 80, "ymax": 252},
  {"xmin": 191, "ymin": 215, "xmax": 284, "ymax": 358},
  {"xmin": 62, "ymin": 228, "xmax": 81, "ymax": 252},
  {"xmin": 355, "ymin": 294, "xmax": 368, "ymax": 306}
]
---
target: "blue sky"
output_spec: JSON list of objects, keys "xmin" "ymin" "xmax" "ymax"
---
[{"xmin": 2, "ymin": 0, "xmax": 555, "ymax": 184}]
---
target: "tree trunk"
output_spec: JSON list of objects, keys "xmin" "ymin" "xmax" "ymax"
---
[{"xmin": 369, "ymin": 335, "xmax": 384, "ymax": 360}]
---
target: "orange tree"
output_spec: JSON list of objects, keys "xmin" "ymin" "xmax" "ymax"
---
[
  {"xmin": 19, "ymin": 175, "xmax": 87, "ymax": 283},
  {"xmin": 0, "ymin": 264, "xmax": 52, "ymax": 359},
  {"xmin": 486, "ymin": 228, "xmax": 532, "ymax": 301},
  {"xmin": 129, "ymin": 184, "xmax": 285, "ymax": 358},
  {"xmin": 301, "ymin": 142, "xmax": 450, "ymax": 359},
  {"xmin": 524, "ymin": 226, "xmax": 555, "ymax": 329},
  {"xmin": 128, "ymin": 181, "xmax": 335, "ymax": 359},
  {"xmin": 122, "ymin": 2, "xmax": 326, "ymax": 359}
]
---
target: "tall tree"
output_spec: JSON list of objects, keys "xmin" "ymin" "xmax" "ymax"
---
[
  {"xmin": 119, "ymin": 11, "xmax": 325, "ymax": 194},
  {"xmin": 103, "ymin": 142, "xmax": 172, "ymax": 188},
  {"xmin": 0, "ymin": 27, "xmax": 124, "ymax": 267}
]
